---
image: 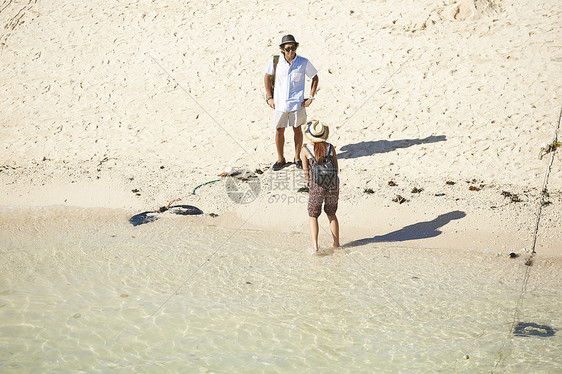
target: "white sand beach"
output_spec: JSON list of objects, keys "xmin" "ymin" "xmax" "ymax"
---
[
  {"xmin": 1, "ymin": 0, "xmax": 561, "ymax": 371},
  {"xmin": 1, "ymin": 0, "xmax": 561, "ymax": 253}
]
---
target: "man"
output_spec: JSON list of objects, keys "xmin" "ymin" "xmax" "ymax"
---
[{"xmin": 264, "ymin": 34, "xmax": 319, "ymax": 171}]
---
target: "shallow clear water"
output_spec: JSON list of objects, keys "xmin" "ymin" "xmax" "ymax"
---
[{"xmin": 0, "ymin": 207, "xmax": 560, "ymax": 373}]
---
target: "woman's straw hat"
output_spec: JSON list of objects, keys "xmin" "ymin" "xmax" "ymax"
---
[{"xmin": 304, "ymin": 120, "xmax": 329, "ymax": 143}]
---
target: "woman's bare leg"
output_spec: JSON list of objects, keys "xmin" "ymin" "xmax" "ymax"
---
[
  {"xmin": 327, "ymin": 214, "xmax": 340, "ymax": 248},
  {"xmin": 308, "ymin": 216, "xmax": 319, "ymax": 252}
]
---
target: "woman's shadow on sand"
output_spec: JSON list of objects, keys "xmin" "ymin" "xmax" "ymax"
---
[
  {"xmin": 344, "ymin": 211, "xmax": 466, "ymax": 247},
  {"xmin": 338, "ymin": 135, "xmax": 446, "ymax": 159}
]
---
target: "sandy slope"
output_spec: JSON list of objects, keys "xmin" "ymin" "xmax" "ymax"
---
[{"xmin": 1, "ymin": 0, "xmax": 560, "ymax": 254}]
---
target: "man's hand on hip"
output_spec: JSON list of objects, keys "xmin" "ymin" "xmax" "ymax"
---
[
  {"xmin": 302, "ymin": 98, "xmax": 314, "ymax": 108},
  {"xmin": 267, "ymin": 97, "xmax": 275, "ymax": 109}
]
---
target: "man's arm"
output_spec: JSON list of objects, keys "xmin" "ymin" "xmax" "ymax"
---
[
  {"xmin": 264, "ymin": 73, "xmax": 275, "ymax": 109},
  {"xmin": 302, "ymin": 74, "xmax": 319, "ymax": 107},
  {"xmin": 310, "ymin": 75, "xmax": 319, "ymax": 97}
]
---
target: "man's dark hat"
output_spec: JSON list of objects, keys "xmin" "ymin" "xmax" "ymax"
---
[{"xmin": 279, "ymin": 34, "xmax": 299, "ymax": 48}]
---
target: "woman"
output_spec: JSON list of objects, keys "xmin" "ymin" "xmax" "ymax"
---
[{"xmin": 300, "ymin": 120, "xmax": 340, "ymax": 253}]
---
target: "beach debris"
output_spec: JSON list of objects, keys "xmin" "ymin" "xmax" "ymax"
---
[
  {"xmin": 132, "ymin": 189, "xmax": 139, "ymax": 193},
  {"xmin": 525, "ymin": 257, "xmax": 533, "ymax": 266},
  {"xmin": 218, "ymin": 166, "xmax": 234, "ymax": 177},
  {"xmin": 97, "ymin": 156, "xmax": 111, "ymax": 168},
  {"xmin": 129, "ymin": 212, "xmax": 156, "ymax": 226},
  {"xmin": 513, "ymin": 322, "xmax": 556, "ymax": 337},
  {"xmin": 464, "ymin": 355, "xmax": 470, "ymax": 360},
  {"xmin": 446, "ymin": 181, "xmax": 456, "ymax": 185},
  {"xmin": 227, "ymin": 169, "xmax": 258, "ymax": 182},
  {"xmin": 411, "ymin": 187, "xmax": 423, "ymax": 193},
  {"xmin": 255, "ymin": 168, "xmax": 263, "ymax": 175},
  {"xmin": 364, "ymin": 188, "xmax": 375, "ymax": 194},
  {"xmin": 435, "ymin": 193, "xmax": 445, "ymax": 197},
  {"xmin": 388, "ymin": 180, "xmax": 397, "ymax": 186},
  {"xmin": 501, "ymin": 191, "xmax": 522, "ymax": 203},
  {"xmin": 392, "ymin": 195, "xmax": 408, "ymax": 204},
  {"xmin": 192, "ymin": 178, "xmax": 221, "ymax": 194},
  {"xmin": 466, "ymin": 179, "xmax": 485, "ymax": 191},
  {"xmin": 540, "ymin": 188, "xmax": 551, "ymax": 206},
  {"xmin": 538, "ymin": 141, "xmax": 561, "ymax": 160},
  {"xmin": 120, "ymin": 294, "xmax": 129, "ymax": 298},
  {"xmin": 168, "ymin": 205, "xmax": 204, "ymax": 216},
  {"xmin": 157, "ymin": 198, "xmax": 181, "ymax": 212},
  {"xmin": 509, "ymin": 252, "xmax": 519, "ymax": 258},
  {"xmin": 209, "ymin": 213, "xmax": 219, "ymax": 218},
  {"xmin": 129, "ymin": 198, "xmax": 204, "ymax": 226},
  {"xmin": 245, "ymin": 281, "xmax": 253, "ymax": 285}
]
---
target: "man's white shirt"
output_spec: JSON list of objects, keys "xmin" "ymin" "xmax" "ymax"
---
[{"xmin": 265, "ymin": 55, "xmax": 318, "ymax": 112}]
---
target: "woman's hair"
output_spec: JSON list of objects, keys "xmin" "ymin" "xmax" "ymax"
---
[{"xmin": 313, "ymin": 142, "xmax": 328, "ymax": 162}]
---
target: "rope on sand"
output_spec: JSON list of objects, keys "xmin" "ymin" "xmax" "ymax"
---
[
  {"xmin": 530, "ymin": 108, "xmax": 561, "ymax": 257},
  {"xmin": 492, "ymin": 106, "xmax": 561, "ymax": 372},
  {"xmin": 192, "ymin": 179, "xmax": 221, "ymax": 195}
]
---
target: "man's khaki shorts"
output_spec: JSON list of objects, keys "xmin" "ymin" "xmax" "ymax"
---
[{"xmin": 273, "ymin": 107, "xmax": 307, "ymax": 128}]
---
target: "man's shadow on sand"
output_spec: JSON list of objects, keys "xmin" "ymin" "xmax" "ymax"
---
[
  {"xmin": 344, "ymin": 211, "xmax": 466, "ymax": 248},
  {"xmin": 338, "ymin": 135, "xmax": 446, "ymax": 159}
]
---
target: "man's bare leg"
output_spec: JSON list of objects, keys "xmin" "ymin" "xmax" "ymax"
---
[
  {"xmin": 275, "ymin": 127, "xmax": 285, "ymax": 163},
  {"xmin": 293, "ymin": 125, "xmax": 303, "ymax": 162}
]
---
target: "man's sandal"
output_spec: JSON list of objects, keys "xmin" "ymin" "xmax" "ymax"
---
[{"xmin": 272, "ymin": 159, "xmax": 286, "ymax": 171}]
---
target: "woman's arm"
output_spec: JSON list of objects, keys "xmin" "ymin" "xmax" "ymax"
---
[{"xmin": 301, "ymin": 146, "xmax": 309, "ymax": 184}]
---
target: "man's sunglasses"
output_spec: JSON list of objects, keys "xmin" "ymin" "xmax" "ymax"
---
[{"xmin": 283, "ymin": 46, "xmax": 297, "ymax": 52}]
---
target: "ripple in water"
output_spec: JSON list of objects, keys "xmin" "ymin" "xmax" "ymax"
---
[{"xmin": 0, "ymin": 207, "xmax": 560, "ymax": 372}]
